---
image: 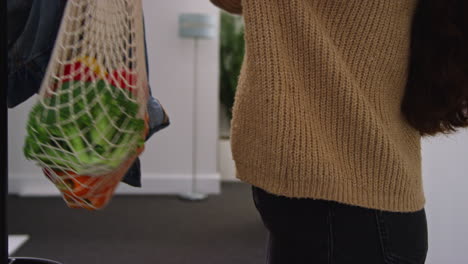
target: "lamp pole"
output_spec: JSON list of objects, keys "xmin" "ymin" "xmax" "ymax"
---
[{"xmin": 179, "ymin": 37, "xmax": 208, "ymax": 201}]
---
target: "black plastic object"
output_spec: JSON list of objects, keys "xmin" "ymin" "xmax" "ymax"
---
[
  {"xmin": 2, "ymin": 0, "xmax": 9, "ymax": 263},
  {"xmin": 2, "ymin": 2, "xmax": 63, "ymax": 264},
  {"xmin": 9, "ymin": 258, "xmax": 63, "ymax": 264}
]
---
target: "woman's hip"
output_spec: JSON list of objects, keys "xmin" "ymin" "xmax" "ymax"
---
[{"xmin": 251, "ymin": 185, "xmax": 428, "ymax": 264}]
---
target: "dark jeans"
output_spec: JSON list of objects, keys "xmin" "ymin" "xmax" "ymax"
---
[{"xmin": 252, "ymin": 186, "xmax": 428, "ymax": 264}]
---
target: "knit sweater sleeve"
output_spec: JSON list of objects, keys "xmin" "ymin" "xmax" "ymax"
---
[{"xmin": 210, "ymin": 0, "xmax": 242, "ymax": 15}]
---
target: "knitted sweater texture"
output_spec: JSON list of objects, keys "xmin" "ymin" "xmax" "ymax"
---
[{"xmin": 211, "ymin": 0, "xmax": 424, "ymax": 212}]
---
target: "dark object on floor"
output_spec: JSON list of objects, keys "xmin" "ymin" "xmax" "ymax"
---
[
  {"xmin": 9, "ymin": 257, "xmax": 63, "ymax": 264},
  {"xmin": 8, "ymin": 183, "xmax": 266, "ymax": 264}
]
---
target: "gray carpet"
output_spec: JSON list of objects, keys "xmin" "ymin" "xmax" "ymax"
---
[{"xmin": 8, "ymin": 182, "xmax": 267, "ymax": 264}]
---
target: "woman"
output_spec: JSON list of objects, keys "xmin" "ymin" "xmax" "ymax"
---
[{"xmin": 210, "ymin": 0, "xmax": 468, "ymax": 263}]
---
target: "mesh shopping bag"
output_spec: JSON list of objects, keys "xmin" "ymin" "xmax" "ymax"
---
[{"xmin": 23, "ymin": 0, "xmax": 149, "ymax": 210}]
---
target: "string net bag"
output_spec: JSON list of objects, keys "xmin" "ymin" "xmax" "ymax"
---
[{"xmin": 23, "ymin": 0, "xmax": 149, "ymax": 210}]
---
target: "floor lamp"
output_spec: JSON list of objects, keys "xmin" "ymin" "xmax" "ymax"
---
[{"xmin": 178, "ymin": 13, "xmax": 217, "ymax": 201}]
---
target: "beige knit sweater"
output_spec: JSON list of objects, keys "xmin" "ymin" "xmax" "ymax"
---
[{"xmin": 211, "ymin": 0, "xmax": 424, "ymax": 212}]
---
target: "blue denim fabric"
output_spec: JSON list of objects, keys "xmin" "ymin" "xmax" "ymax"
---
[
  {"xmin": 7, "ymin": 0, "xmax": 66, "ymax": 108},
  {"xmin": 7, "ymin": 0, "xmax": 170, "ymax": 187}
]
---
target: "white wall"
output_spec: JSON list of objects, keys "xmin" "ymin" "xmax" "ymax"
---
[
  {"xmin": 422, "ymin": 130, "xmax": 468, "ymax": 264},
  {"xmin": 8, "ymin": 0, "xmax": 221, "ymax": 195}
]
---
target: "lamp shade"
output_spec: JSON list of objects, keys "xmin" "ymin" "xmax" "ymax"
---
[{"xmin": 179, "ymin": 13, "xmax": 217, "ymax": 39}]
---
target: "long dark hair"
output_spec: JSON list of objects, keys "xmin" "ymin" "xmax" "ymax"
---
[{"xmin": 402, "ymin": 0, "xmax": 468, "ymax": 137}]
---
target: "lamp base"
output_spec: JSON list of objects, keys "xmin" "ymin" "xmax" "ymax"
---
[{"xmin": 178, "ymin": 192, "xmax": 208, "ymax": 201}]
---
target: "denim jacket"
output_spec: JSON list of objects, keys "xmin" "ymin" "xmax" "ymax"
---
[{"xmin": 7, "ymin": 0, "xmax": 170, "ymax": 187}]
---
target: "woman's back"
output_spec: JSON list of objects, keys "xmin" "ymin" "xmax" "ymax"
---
[{"xmin": 224, "ymin": 0, "xmax": 424, "ymax": 212}]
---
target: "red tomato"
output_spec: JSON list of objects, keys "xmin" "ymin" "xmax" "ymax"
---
[
  {"xmin": 106, "ymin": 69, "xmax": 137, "ymax": 93},
  {"xmin": 61, "ymin": 61, "xmax": 99, "ymax": 83}
]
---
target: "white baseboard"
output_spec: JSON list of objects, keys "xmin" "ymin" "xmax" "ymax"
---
[
  {"xmin": 8, "ymin": 173, "xmax": 221, "ymax": 196},
  {"xmin": 218, "ymin": 139, "xmax": 238, "ymax": 182}
]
